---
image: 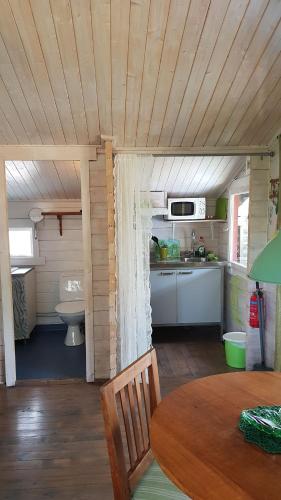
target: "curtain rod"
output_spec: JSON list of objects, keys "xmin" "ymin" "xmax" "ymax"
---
[{"xmin": 153, "ymin": 152, "xmax": 274, "ymax": 157}]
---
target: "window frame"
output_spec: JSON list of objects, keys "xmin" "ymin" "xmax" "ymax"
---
[
  {"xmin": 228, "ymin": 175, "xmax": 250, "ymax": 271},
  {"xmin": 8, "ymin": 219, "xmax": 45, "ymax": 265},
  {"xmin": 9, "ymin": 226, "xmax": 34, "ymax": 258}
]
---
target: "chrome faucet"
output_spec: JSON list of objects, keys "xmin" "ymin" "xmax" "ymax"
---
[{"xmin": 191, "ymin": 229, "xmax": 196, "ymax": 256}]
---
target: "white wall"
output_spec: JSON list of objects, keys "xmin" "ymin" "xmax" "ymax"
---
[
  {"xmin": 151, "ymin": 199, "xmax": 222, "ymax": 257},
  {"xmin": 8, "ymin": 200, "xmax": 83, "ymax": 325},
  {"xmin": 220, "ymin": 149, "xmax": 277, "ymax": 369}
]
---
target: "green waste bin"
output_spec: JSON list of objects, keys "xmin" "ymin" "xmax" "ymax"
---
[{"xmin": 223, "ymin": 332, "xmax": 246, "ymax": 369}]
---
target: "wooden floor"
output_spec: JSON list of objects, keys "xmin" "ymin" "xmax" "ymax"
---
[{"xmin": 0, "ymin": 329, "xmax": 234, "ymax": 500}]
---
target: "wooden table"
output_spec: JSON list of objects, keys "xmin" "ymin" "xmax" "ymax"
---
[{"xmin": 150, "ymin": 372, "xmax": 281, "ymax": 500}]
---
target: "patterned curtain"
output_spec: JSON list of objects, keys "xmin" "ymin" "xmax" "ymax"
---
[{"xmin": 114, "ymin": 154, "xmax": 153, "ymax": 370}]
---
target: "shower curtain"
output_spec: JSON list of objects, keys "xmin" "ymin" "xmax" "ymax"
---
[{"xmin": 114, "ymin": 154, "xmax": 153, "ymax": 370}]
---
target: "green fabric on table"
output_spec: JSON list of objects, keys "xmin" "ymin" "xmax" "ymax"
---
[{"xmin": 133, "ymin": 461, "xmax": 190, "ymax": 499}]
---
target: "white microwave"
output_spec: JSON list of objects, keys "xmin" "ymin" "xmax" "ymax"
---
[{"xmin": 164, "ymin": 198, "xmax": 206, "ymax": 220}]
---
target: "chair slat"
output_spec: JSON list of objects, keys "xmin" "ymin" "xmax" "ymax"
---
[
  {"xmin": 135, "ymin": 376, "xmax": 149, "ymax": 451},
  {"xmin": 127, "ymin": 381, "xmax": 143, "ymax": 458},
  {"xmin": 101, "ymin": 386, "xmax": 130, "ymax": 500},
  {"xmin": 148, "ymin": 349, "xmax": 161, "ymax": 413},
  {"xmin": 110, "ymin": 353, "xmax": 154, "ymax": 394},
  {"xmin": 120, "ymin": 387, "xmax": 137, "ymax": 468},
  {"xmin": 141, "ymin": 370, "xmax": 151, "ymax": 426}
]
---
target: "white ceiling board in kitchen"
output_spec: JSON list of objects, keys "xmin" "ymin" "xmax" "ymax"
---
[
  {"xmin": 150, "ymin": 156, "xmax": 246, "ymax": 197},
  {"xmin": 0, "ymin": 1, "xmax": 279, "ymax": 147},
  {"xmin": 5, "ymin": 154, "xmax": 244, "ymax": 201},
  {"xmin": 5, "ymin": 160, "xmax": 81, "ymax": 201}
]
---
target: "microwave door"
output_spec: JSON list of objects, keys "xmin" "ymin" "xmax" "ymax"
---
[{"xmin": 171, "ymin": 201, "xmax": 195, "ymax": 217}]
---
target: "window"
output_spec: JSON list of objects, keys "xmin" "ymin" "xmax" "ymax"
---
[
  {"xmin": 230, "ymin": 193, "xmax": 249, "ymax": 267},
  {"xmin": 9, "ymin": 227, "xmax": 34, "ymax": 257}
]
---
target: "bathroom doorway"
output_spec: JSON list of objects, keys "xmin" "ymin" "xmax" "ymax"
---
[
  {"xmin": 0, "ymin": 149, "xmax": 95, "ymax": 386},
  {"xmin": 7, "ymin": 161, "xmax": 86, "ymax": 380}
]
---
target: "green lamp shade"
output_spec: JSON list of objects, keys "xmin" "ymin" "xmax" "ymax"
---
[{"xmin": 248, "ymin": 230, "xmax": 281, "ymax": 284}]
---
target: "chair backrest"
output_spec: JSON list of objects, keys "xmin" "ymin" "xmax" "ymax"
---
[{"xmin": 101, "ymin": 348, "xmax": 161, "ymax": 500}]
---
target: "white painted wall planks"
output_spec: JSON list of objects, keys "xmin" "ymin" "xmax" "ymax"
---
[{"xmin": 8, "ymin": 200, "xmax": 83, "ymax": 325}]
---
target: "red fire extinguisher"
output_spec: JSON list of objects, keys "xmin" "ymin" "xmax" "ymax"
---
[{"xmin": 249, "ymin": 289, "xmax": 264, "ymax": 328}]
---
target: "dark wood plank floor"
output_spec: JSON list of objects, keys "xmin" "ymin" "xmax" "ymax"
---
[
  {"xmin": 154, "ymin": 326, "xmax": 239, "ymax": 394},
  {"xmin": 0, "ymin": 328, "xmax": 235, "ymax": 500}
]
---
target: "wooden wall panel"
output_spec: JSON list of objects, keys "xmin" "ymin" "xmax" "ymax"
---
[{"xmin": 90, "ymin": 151, "xmax": 116, "ymax": 379}]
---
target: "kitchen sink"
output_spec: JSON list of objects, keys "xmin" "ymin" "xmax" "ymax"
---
[
  {"xmin": 150, "ymin": 260, "xmax": 223, "ymax": 270},
  {"xmin": 181, "ymin": 257, "xmax": 204, "ymax": 262}
]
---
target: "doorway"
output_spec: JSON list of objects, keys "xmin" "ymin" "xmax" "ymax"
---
[
  {"xmin": 149, "ymin": 154, "xmax": 247, "ymax": 381},
  {"xmin": 0, "ymin": 149, "xmax": 95, "ymax": 386}
]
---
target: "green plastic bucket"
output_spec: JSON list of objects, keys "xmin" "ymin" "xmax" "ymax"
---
[{"xmin": 223, "ymin": 332, "xmax": 246, "ymax": 369}]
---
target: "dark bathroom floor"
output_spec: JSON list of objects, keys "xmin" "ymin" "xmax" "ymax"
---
[{"xmin": 15, "ymin": 324, "xmax": 86, "ymax": 380}]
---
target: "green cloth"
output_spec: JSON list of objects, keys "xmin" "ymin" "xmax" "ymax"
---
[{"xmin": 133, "ymin": 461, "xmax": 190, "ymax": 499}]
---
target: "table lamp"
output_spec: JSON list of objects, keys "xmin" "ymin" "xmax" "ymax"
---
[
  {"xmin": 249, "ymin": 230, "xmax": 281, "ymax": 284},
  {"xmin": 248, "ymin": 230, "xmax": 281, "ymax": 370}
]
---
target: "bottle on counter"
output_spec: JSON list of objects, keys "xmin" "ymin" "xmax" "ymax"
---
[{"xmin": 195, "ymin": 236, "xmax": 206, "ymax": 258}]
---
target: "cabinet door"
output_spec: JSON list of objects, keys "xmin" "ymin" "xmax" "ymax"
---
[
  {"xmin": 150, "ymin": 270, "xmax": 177, "ymax": 324},
  {"xmin": 176, "ymin": 269, "xmax": 221, "ymax": 324}
]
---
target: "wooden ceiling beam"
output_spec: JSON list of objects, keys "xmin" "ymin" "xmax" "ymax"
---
[{"xmin": 0, "ymin": 145, "xmax": 97, "ymax": 161}]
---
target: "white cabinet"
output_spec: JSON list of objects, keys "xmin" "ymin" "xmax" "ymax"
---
[
  {"xmin": 176, "ymin": 268, "xmax": 221, "ymax": 324},
  {"xmin": 150, "ymin": 267, "xmax": 222, "ymax": 326},
  {"xmin": 150, "ymin": 270, "xmax": 177, "ymax": 324}
]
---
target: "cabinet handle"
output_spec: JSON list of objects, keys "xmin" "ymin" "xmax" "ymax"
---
[
  {"xmin": 159, "ymin": 272, "xmax": 174, "ymax": 276},
  {"xmin": 178, "ymin": 271, "xmax": 193, "ymax": 275}
]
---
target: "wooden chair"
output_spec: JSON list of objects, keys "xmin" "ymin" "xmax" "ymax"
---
[{"xmin": 101, "ymin": 348, "xmax": 188, "ymax": 500}]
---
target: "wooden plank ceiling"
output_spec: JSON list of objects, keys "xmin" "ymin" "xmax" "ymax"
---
[
  {"xmin": 0, "ymin": 0, "xmax": 280, "ymax": 148},
  {"xmin": 6, "ymin": 160, "xmax": 80, "ymax": 200},
  {"xmin": 6, "ymin": 155, "xmax": 244, "ymax": 200},
  {"xmin": 150, "ymin": 155, "xmax": 245, "ymax": 196}
]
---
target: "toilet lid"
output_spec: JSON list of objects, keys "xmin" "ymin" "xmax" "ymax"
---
[{"xmin": 55, "ymin": 300, "xmax": 85, "ymax": 314}]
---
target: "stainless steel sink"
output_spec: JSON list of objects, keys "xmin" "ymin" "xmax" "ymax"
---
[
  {"xmin": 150, "ymin": 260, "xmax": 223, "ymax": 270},
  {"xmin": 181, "ymin": 257, "xmax": 203, "ymax": 263}
]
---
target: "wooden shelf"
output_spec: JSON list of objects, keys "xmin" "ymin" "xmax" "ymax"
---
[
  {"xmin": 41, "ymin": 210, "xmax": 82, "ymax": 235},
  {"xmin": 170, "ymin": 219, "xmax": 227, "ymax": 223},
  {"xmin": 142, "ymin": 208, "xmax": 227, "ymax": 222}
]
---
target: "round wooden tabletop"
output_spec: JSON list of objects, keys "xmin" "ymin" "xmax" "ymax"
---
[{"xmin": 150, "ymin": 371, "xmax": 281, "ymax": 500}]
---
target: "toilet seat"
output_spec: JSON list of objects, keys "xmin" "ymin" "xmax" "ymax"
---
[{"xmin": 55, "ymin": 300, "xmax": 85, "ymax": 315}]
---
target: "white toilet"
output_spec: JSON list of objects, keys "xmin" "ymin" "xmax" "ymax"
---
[{"xmin": 55, "ymin": 273, "xmax": 85, "ymax": 347}]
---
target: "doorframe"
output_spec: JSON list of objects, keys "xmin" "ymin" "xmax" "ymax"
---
[{"xmin": 0, "ymin": 145, "xmax": 97, "ymax": 386}]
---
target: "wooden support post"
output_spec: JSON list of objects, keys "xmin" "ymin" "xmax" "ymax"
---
[
  {"xmin": 105, "ymin": 141, "xmax": 117, "ymax": 377},
  {"xmin": 274, "ymin": 137, "xmax": 281, "ymax": 370},
  {"xmin": 80, "ymin": 159, "xmax": 95, "ymax": 381},
  {"xmin": 0, "ymin": 160, "xmax": 16, "ymax": 386}
]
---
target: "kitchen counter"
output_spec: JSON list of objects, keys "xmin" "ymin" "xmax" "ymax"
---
[{"xmin": 150, "ymin": 260, "xmax": 225, "ymax": 270}]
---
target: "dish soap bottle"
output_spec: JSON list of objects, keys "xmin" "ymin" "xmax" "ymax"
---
[{"xmin": 196, "ymin": 237, "xmax": 206, "ymax": 258}]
